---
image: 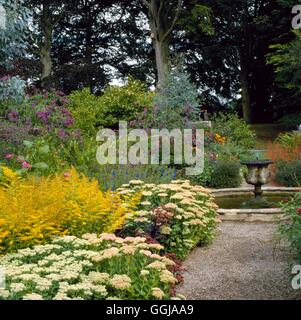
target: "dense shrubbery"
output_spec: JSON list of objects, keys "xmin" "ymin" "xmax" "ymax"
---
[
  {"xmin": 118, "ymin": 180, "xmax": 219, "ymax": 259},
  {"xmin": 189, "ymin": 115, "xmax": 253, "ymax": 189},
  {"xmin": 278, "ymin": 113, "xmax": 301, "ymax": 129},
  {"xmin": 0, "ymin": 168, "xmax": 137, "ymax": 254},
  {"xmin": 0, "ymin": 234, "xmax": 183, "ymax": 300},
  {"xmin": 266, "ymin": 133, "xmax": 301, "ymax": 187},
  {"xmin": 192, "ymin": 159, "xmax": 242, "ymax": 189},
  {"xmin": 132, "ymin": 68, "xmax": 199, "ymax": 130},
  {"xmin": 68, "ymin": 78, "xmax": 154, "ymax": 136},
  {"xmin": 279, "ymin": 192, "xmax": 301, "ymax": 264},
  {"xmin": 0, "ymin": 77, "xmax": 247, "ymax": 300},
  {"xmin": 0, "ymin": 91, "xmax": 79, "ymax": 159},
  {"xmin": 212, "ymin": 113, "xmax": 256, "ymax": 149},
  {"xmin": 208, "ymin": 161, "xmax": 242, "ymax": 189},
  {"xmin": 276, "ymin": 161, "xmax": 301, "ymax": 187}
]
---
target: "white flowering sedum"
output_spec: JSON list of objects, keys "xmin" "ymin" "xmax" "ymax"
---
[
  {"xmin": 0, "ymin": 233, "xmax": 181, "ymax": 300},
  {"xmin": 118, "ymin": 180, "xmax": 220, "ymax": 259}
]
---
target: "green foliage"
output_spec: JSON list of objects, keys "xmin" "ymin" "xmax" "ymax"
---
[
  {"xmin": 279, "ymin": 192, "xmax": 301, "ymax": 263},
  {"xmin": 98, "ymin": 78, "xmax": 154, "ymax": 128},
  {"xmin": 0, "ymin": 0, "xmax": 30, "ymax": 68},
  {"xmin": 191, "ymin": 157, "xmax": 215, "ymax": 187},
  {"xmin": 0, "ymin": 76, "xmax": 26, "ymax": 102},
  {"xmin": 3, "ymin": 138, "xmax": 68, "ymax": 175},
  {"xmin": 212, "ymin": 141, "xmax": 252, "ymax": 162},
  {"xmin": 267, "ymin": 30, "xmax": 301, "ymax": 92},
  {"xmin": 278, "ymin": 113, "xmax": 301, "ymax": 129},
  {"xmin": 153, "ymin": 67, "xmax": 200, "ymax": 129},
  {"xmin": 212, "ymin": 113, "xmax": 256, "ymax": 149},
  {"xmin": 276, "ymin": 161, "xmax": 301, "ymax": 187},
  {"xmin": 179, "ymin": 3, "xmax": 214, "ymax": 36},
  {"xmin": 67, "ymin": 88, "xmax": 99, "ymax": 137},
  {"xmin": 276, "ymin": 132, "xmax": 301, "ymax": 149},
  {"xmin": 209, "ymin": 161, "xmax": 242, "ymax": 189},
  {"xmin": 68, "ymin": 78, "xmax": 154, "ymax": 135}
]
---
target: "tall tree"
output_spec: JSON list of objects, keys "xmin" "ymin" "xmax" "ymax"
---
[
  {"xmin": 27, "ymin": 0, "xmax": 71, "ymax": 89},
  {"xmin": 175, "ymin": 0, "xmax": 292, "ymax": 123},
  {"xmin": 141, "ymin": 0, "xmax": 182, "ymax": 87}
]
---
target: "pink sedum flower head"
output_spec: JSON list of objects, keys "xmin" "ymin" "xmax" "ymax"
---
[
  {"xmin": 22, "ymin": 161, "xmax": 32, "ymax": 169},
  {"xmin": 5, "ymin": 154, "xmax": 14, "ymax": 160}
]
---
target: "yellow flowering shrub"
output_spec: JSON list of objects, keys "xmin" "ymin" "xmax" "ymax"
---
[
  {"xmin": 0, "ymin": 168, "xmax": 130, "ymax": 254},
  {"xmin": 0, "ymin": 166, "xmax": 19, "ymax": 187}
]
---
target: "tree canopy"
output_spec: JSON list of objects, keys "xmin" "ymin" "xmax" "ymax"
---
[{"xmin": 1, "ymin": 0, "xmax": 300, "ymax": 123}]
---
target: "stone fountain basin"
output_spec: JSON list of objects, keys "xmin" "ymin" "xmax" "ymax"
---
[{"xmin": 212, "ymin": 187, "xmax": 300, "ymax": 222}]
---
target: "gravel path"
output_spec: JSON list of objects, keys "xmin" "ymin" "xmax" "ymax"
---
[{"xmin": 177, "ymin": 222, "xmax": 301, "ymax": 300}]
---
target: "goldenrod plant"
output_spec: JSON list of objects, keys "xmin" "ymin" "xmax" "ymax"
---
[{"xmin": 0, "ymin": 167, "xmax": 135, "ymax": 254}]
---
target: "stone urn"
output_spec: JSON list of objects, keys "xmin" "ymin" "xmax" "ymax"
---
[{"xmin": 240, "ymin": 160, "xmax": 274, "ymax": 197}]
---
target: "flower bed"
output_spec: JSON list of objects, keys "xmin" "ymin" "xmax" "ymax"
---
[
  {"xmin": 0, "ymin": 233, "xmax": 184, "ymax": 300},
  {"xmin": 119, "ymin": 180, "xmax": 219, "ymax": 259},
  {"xmin": 0, "ymin": 169, "xmax": 218, "ymax": 300},
  {"xmin": 0, "ymin": 167, "xmax": 139, "ymax": 255}
]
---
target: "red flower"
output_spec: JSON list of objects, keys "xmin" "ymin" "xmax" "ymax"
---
[{"xmin": 296, "ymin": 208, "xmax": 301, "ymax": 215}]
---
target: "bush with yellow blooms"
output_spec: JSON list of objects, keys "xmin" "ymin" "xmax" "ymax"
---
[{"xmin": 0, "ymin": 167, "xmax": 136, "ymax": 254}]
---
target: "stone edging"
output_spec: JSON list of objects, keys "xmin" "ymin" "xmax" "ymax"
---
[{"xmin": 210, "ymin": 187, "xmax": 300, "ymax": 222}]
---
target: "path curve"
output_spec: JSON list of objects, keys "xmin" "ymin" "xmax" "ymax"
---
[{"xmin": 177, "ymin": 222, "xmax": 301, "ymax": 300}]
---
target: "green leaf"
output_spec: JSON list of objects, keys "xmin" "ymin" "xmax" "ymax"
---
[
  {"xmin": 33, "ymin": 162, "xmax": 49, "ymax": 170},
  {"xmin": 23, "ymin": 140, "xmax": 34, "ymax": 148},
  {"xmin": 39, "ymin": 145, "xmax": 50, "ymax": 155}
]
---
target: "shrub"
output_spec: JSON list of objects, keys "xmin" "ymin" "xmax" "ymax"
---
[
  {"xmin": 190, "ymin": 157, "xmax": 215, "ymax": 187},
  {"xmin": 209, "ymin": 161, "xmax": 242, "ymax": 189},
  {"xmin": 191, "ymin": 160, "xmax": 242, "ymax": 189},
  {"xmin": 0, "ymin": 168, "xmax": 132, "ymax": 254},
  {"xmin": 0, "ymin": 91, "xmax": 80, "ymax": 158},
  {"xmin": 278, "ymin": 113, "xmax": 301, "ymax": 129},
  {"xmin": 2, "ymin": 139, "xmax": 64, "ymax": 176},
  {"xmin": 211, "ymin": 141, "xmax": 252, "ymax": 162},
  {"xmin": 276, "ymin": 161, "xmax": 301, "ymax": 187},
  {"xmin": 98, "ymin": 78, "xmax": 154, "ymax": 129},
  {"xmin": 212, "ymin": 113, "xmax": 256, "ymax": 149},
  {"xmin": 276, "ymin": 132, "xmax": 301, "ymax": 150},
  {"xmin": 67, "ymin": 88, "xmax": 99, "ymax": 137},
  {"xmin": 279, "ymin": 192, "xmax": 301, "ymax": 264},
  {"xmin": 118, "ymin": 180, "xmax": 219, "ymax": 259},
  {"xmin": 68, "ymin": 78, "xmax": 154, "ymax": 135},
  {"xmin": 0, "ymin": 234, "xmax": 183, "ymax": 300},
  {"xmin": 152, "ymin": 67, "xmax": 200, "ymax": 130}
]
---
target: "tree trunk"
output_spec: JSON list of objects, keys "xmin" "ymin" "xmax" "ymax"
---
[
  {"xmin": 145, "ymin": 0, "xmax": 182, "ymax": 89},
  {"xmin": 240, "ymin": 4, "xmax": 253, "ymax": 124},
  {"xmin": 154, "ymin": 39, "xmax": 170, "ymax": 88},
  {"xmin": 40, "ymin": 4, "xmax": 53, "ymax": 89},
  {"xmin": 241, "ymin": 67, "xmax": 252, "ymax": 124}
]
